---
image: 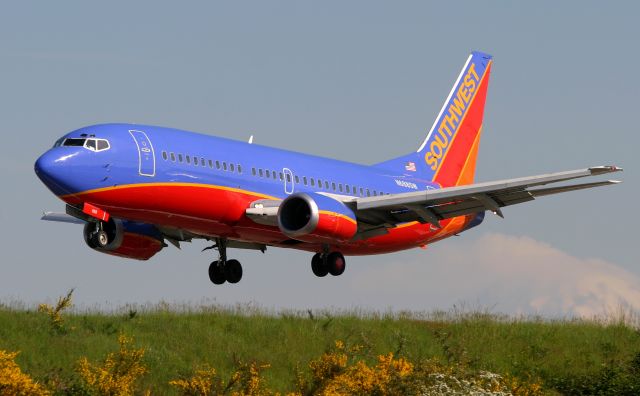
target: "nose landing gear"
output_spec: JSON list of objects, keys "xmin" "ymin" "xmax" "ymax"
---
[{"xmin": 205, "ymin": 238, "xmax": 244, "ymax": 285}]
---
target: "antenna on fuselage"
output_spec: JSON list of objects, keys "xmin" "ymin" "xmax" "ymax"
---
[{"xmin": 248, "ymin": 135, "xmax": 254, "ymax": 144}]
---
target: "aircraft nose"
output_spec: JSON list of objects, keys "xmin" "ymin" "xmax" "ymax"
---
[{"xmin": 34, "ymin": 150, "xmax": 75, "ymax": 195}]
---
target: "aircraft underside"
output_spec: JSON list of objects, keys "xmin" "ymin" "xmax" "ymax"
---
[{"xmin": 58, "ymin": 182, "xmax": 479, "ymax": 284}]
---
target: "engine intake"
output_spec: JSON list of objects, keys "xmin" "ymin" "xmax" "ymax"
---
[
  {"xmin": 83, "ymin": 218, "xmax": 164, "ymax": 260},
  {"xmin": 277, "ymin": 193, "xmax": 357, "ymax": 243}
]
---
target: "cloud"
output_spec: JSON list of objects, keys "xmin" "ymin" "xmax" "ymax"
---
[{"xmin": 351, "ymin": 233, "xmax": 640, "ymax": 317}]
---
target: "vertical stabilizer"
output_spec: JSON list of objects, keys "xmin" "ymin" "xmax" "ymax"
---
[{"xmin": 374, "ymin": 51, "xmax": 492, "ymax": 187}]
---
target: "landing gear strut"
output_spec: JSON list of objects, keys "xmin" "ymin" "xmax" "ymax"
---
[
  {"xmin": 205, "ymin": 238, "xmax": 243, "ymax": 285},
  {"xmin": 311, "ymin": 250, "xmax": 346, "ymax": 277}
]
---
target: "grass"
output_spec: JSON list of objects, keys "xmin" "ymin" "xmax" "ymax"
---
[{"xmin": 1, "ymin": 301, "xmax": 639, "ymax": 394}]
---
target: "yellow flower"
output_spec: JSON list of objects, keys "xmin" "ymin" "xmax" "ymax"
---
[
  {"xmin": 0, "ymin": 350, "xmax": 50, "ymax": 396},
  {"xmin": 77, "ymin": 334, "xmax": 147, "ymax": 396}
]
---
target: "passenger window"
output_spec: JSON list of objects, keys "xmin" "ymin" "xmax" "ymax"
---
[
  {"xmin": 331, "ymin": 182, "xmax": 336, "ymax": 191},
  {"xmin": 352, "ymin": 186, "xmax": 357, "ymax": 195},
  {"xmin": 162, "ymin": 151, "xmax": 168, "ymax": 161},
  {"xmin": 272, "ymin": 171, "xmax": 276, "ymax": 180},
  {"xmin": 170, "ymin": 153, "xmax": 176, "ymax": 162},
  {"xmin": 201, "ymin": 157, "xmax": 206, "ymax": 167},
  {"xmin": 216, "ymin": 161, "xmax": 221, "ymax": 170},
  {"xmin": 317, "ymin": 179, "xmax": 323, "ymax": 188},
  {"xmin": 366, "ymin": 189, "xmax": 370, "ymax": 197},
  {"xmin": 178, "ymin": 154, "xmax": 183, "ymax": 162},
  {"xmin": 230, "ymin": 163, "xmax": 235, "ymax": 172},
  {"xmin": 360, "ymin": 187, "xmax": 364, "ymax": 196},
  {"xmin": 252, "ymin": 167, "xmax": 256, "ymax": 176},
  {"xmin": 325, "ymin": 181, "xmax": 329, "ymax": 189},
  {"xmin": 279, "ymin": 172, "xmax": 284, "ymax": 181},
  {"xmin": 373, "ymin": 191, "xmax": 377, "ymax": 196},
  {"xmin": 310, "ymin": 178, "xmax": 315, "ymax": 187},
  {"xmin": 186, "ymin": 155, "xmax": 191, "ymax": 164},
  {"xmin": 286, "ymin": 173, "xmax": 291, "ymax": 182},
  {"xmin": 238, "ymin": 164, "xmax": 242, "ymax": 174},
  {"xmin": 223, "ymin": 162, "xmax": 228, "ymax": 171},
  {"xmin": 208, "ymin": 159, "xmax": 213, "ymax": 168},
  {"xmin": 345, "ymin": 185, "xmax": 350, "ymax": 193},
  {"xmin": 303, "ymin": 177, "xmax": 308, "ymax": 186},
  {"xmin": 259, "ymin": 169, "xmax": 263, "ymax": 177},
  {"xmin": 194, "ymin": 157, "xmax": 199, "ymax": 165},
  {"xmin": 265, "ymin": 170, "xmax": 270, "ymax": 178},
  {"xmin": 295, "ymin": 176, "xmax": 300, "ymax": 184},
  {"xmin": 338, "ymin": 184, "xmax": 343, "ymax": 192}
]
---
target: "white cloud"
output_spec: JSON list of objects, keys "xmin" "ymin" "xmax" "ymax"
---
[{"xmin": 351, "ymin": 233, "xmax": 640, "ymax": 318}]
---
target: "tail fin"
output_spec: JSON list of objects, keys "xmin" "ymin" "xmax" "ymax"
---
[{"xmin": 374, "ymin": 51, "xmax": 493, "ymax": 187}]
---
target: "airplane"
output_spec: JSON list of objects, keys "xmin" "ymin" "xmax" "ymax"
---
[{"xmin": 34, "ymin": 51, "xmax": 622, "ymax": 286}]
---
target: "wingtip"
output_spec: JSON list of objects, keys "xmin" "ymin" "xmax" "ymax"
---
[{"xmin": 589, "ymin": 165, "xmax": 624, "ymax": 175}]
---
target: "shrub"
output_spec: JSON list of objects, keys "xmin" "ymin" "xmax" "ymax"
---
[
  {"xmin": 0, "ymin": 350, "xmax": 50, "ymax": 396},
  {"xmin": 37, "ymin": 289, "xmax": 74, "ymax": 334},
  {"xmin": 76, "ymin": 334, "xmax": 147, "ymax": 395}
]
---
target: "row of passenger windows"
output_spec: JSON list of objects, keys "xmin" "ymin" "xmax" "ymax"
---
[
  {"xmin": 161, "ymin": 151, "xmax": 242, "ymax": 174},
  {"xmin": 250, "ymin": 167, "xmax": 388, "ymax": 197},
  {"xmin": 161, "ymin": 150, "xmax": 388, "ymax": 197}
]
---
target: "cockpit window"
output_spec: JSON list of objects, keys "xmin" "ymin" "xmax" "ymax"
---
[
  {"xmin": 53, "ymin": 137, "xmax": 65, "ymax": 148},
  {"xmin": 85, "ymin": 139, "xmax": 97, "ymax": 151},
  {"xmin": 97, "ymin": 140, "xmax": 110, "ymax": 151},
  {"xmin": 61, "ymin": 138, "xmax": 110, "ymax": 152},
  {"xmin": 63, "ymin": 138, "xmax": 86, "ymax": 147}
]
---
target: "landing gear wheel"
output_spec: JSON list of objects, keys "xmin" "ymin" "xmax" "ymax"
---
[
  {"xmin": 208, "ymin": 261, "xmax": 226, "ymax": 285},
  {"xmin": 225, "ymin": 259, "xmax": 243, "ymax": 284},
  {"xmin": 311, "ymin": 253, "xmax": 329, "ymax": 277},
  {"xmin": 91, "ymin": 230, "xmax": 109, "ymax": 248},
  {"xmin": 327, "ymin": 252, "xmax": 346, "ymax": 276}
]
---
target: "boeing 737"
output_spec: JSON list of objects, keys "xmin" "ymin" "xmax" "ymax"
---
[{"xmin": 35, "ymin": 51, "xmax": 622, "ymax": 285}]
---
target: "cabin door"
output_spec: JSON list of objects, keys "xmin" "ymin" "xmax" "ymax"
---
[
  {"xmin": 129, "ymin": 130, "xmax": 156, "ymax": 177},
  {"xmin": 283, "ymin": 168, "xmax": 294, "ymax": 194}
]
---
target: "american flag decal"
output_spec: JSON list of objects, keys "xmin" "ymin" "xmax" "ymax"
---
[{"xmin": 405, "ymin": 161, "xmax": 416, "ymax": 172}]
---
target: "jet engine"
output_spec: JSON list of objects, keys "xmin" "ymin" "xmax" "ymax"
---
[
  {"xmin": 83, "ymin": 218, "xmax": 164, "ymax": 260},
  {"xmin": 277, "ymin": 192, "xmax": 357, "ymax": 243}
]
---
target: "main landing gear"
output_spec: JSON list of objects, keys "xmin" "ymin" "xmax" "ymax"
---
[
  {"xmin": 311, "ymin": 250, "xmax": 346, "ymax": 277},
  {"xmin": 205, "ymin": 238, "xmax": 243, "ymax": 285}
]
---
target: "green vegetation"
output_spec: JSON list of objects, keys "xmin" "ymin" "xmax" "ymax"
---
[{"xmin": 1, "ymin": 296, "xmax": 639, "ymax": 395}]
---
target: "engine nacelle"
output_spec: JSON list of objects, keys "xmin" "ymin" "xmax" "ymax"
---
[
  {"xmin": 83, "ymin": 218, "xmax": 164, "ymax": 261},
  {"xmin": 277, "ymin": 192, "xmax": 357, "ymax": 243}
]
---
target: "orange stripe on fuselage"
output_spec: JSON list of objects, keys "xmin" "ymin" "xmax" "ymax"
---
[
  {"xmin": 318, "ymin": 210, "xmax": 357, "ymax": 225},
  {"xmin": 61, "ymin": 182, "xmax": 277, "ymax": 201}
]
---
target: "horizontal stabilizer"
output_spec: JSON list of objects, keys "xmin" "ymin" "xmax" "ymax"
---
[{"xmin": 41, "ymin": 211, "xmax": 86, "ymax": 224}]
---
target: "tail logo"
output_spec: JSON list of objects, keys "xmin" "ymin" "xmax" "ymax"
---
[{"xmin": 424, "ymin": 62, "xmax": 481, "ymax": 171}]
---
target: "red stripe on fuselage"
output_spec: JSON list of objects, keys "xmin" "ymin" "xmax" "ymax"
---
[{"xmin": 61, "ymin": 183, "xmax": 476, "ymax": 255}]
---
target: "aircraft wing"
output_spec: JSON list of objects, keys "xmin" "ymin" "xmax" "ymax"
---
[{"xmin": 353, "ymin": 166, "xmax": 622, "ymax": 229}]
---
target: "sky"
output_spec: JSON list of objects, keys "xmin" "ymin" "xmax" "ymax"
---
[{"xmin": 0, "ymin": 1, "xmax": 638, "ymax": 317}]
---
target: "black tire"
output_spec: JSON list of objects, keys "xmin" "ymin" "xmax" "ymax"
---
[
  {"xmin": 327, "ymin": 252, "xmax": 346, "ymax": 276},
  {"xmin": 225, "ymin": 259, "xmax": 243, "ymax": 284},
  {"xmin": 311, "ymin": 253, "xmax": 328, "ymax": 277},
  {"xmin": 208, "ymin": 261, "xmax": 226, "ymax": 285}
]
